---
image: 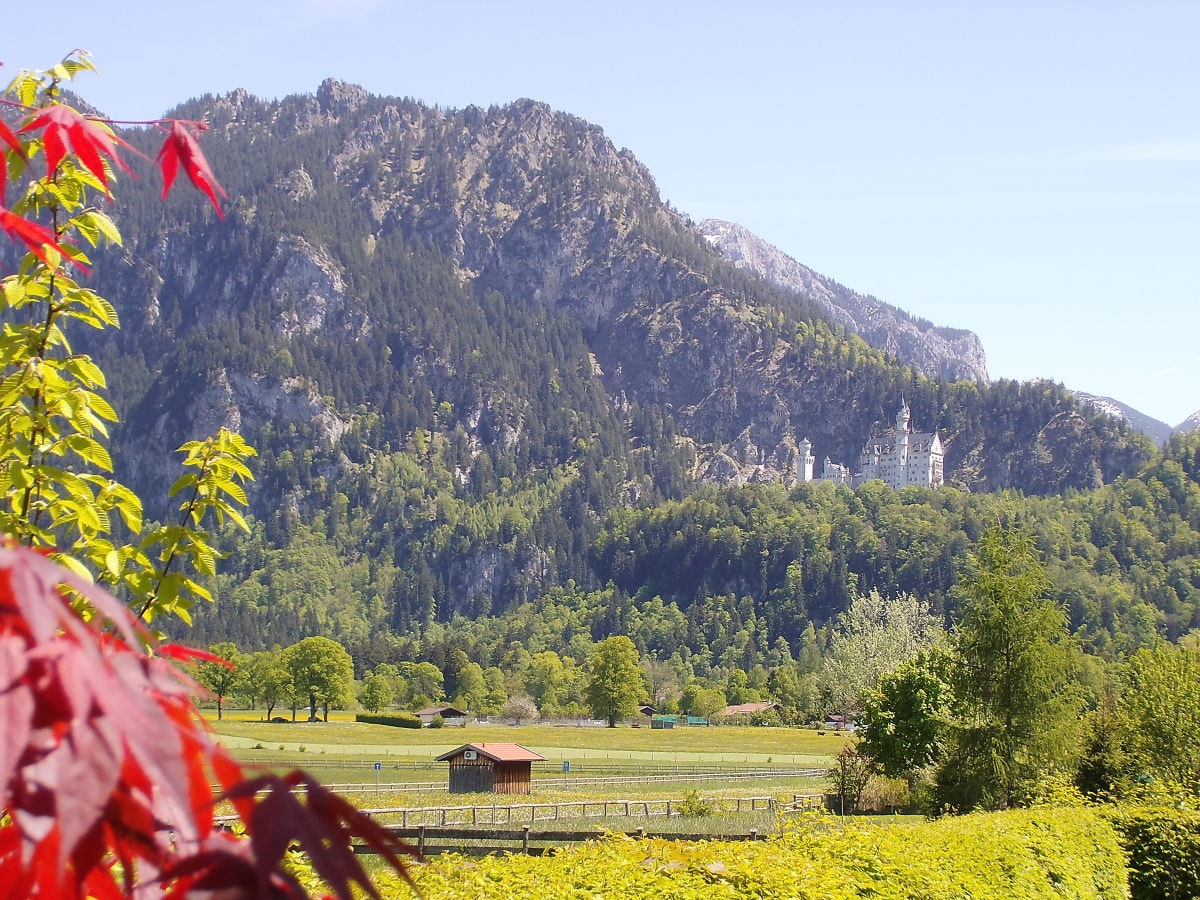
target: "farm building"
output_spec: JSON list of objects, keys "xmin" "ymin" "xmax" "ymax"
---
[
  {"xmin": 436, "ymin": 743, "xmax": 547, "ymax": 794},
  {"xmin": 720, "ymin": 701, "xmax": 783, "ymax": 722},
  {"xmin": 416, "ymin": 705, "xmax": 469, "ymax": 726}
]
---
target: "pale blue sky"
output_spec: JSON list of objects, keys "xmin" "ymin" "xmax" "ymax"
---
[{"xmin": 7, "ymin": 1, "xmax": 1198, "ymax": 425}]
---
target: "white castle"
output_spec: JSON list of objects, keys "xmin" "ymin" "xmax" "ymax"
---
[{"xmin": 797, "ymin": 400, "xmax": 944, "ymax": 490}]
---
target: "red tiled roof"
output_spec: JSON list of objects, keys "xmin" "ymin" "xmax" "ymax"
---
[{"xmin": 436, "ymin": 742, "xmax": 546, "ymax": 763}]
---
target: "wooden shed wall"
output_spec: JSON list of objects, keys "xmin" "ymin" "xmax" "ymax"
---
[{"xmin": 492, "ymin": 761, "xmax": 532, "ymax": 794}]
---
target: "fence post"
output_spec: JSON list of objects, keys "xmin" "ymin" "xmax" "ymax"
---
[
  {"xmin": 418, "ymin": 826, "xmax": 426, "ymax": 856},
  {"xmin": 522, "ymin": 826, "xmax": 530, "ymax": 855},
  {"xmin": 750, "ymin": 829, "xmax": 758, "ymax": 841}
]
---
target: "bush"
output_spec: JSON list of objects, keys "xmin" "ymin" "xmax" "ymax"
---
[
  {"xmin": 400, "ymin": 806, "xmax": 1127, "ymax": 899},
  {"xmin": 1109, "ymin": 805, "xmax": 1200, "ymax": 900},
  {"xmin": 355, "ymin": 712, "xmax": 422, "ymax": 729},
  {"xmin": 676, "ymin": 790, "xmax": 714, "ymax": 818},
  {"xmin": 430, "ymin": 715, "xmax": 445, "ymax": 728}
]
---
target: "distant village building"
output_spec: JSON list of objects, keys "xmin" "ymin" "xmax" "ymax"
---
[
  {"xmin": 416, "ymin": 705, "xmax": 469, "ymax": 726},
  {"xmin": 798, "ymin": 401, "xmax": 944, "ymax": 490}
]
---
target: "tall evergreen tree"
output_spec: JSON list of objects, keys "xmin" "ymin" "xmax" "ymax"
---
[{"xmin": 935, "ymin": 528, "xmax": 1082, "ymax": 811}]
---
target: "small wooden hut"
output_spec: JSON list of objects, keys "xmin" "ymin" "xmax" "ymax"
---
[{"xmin": 436, "ymin": 742, "xmax": 546, "ymax": 794}]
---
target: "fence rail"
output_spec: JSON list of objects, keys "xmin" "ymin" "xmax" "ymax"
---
[
  {"xmin": 362, "ymin": 795, "xmax": 779, "ymax": 828},
  {"xmin": 236, "ymin": 767, "xmax": 827, "ymax": 796},
  {"xmin": 378, "ymin": 824, "xmax": 774, "ymax": 857},
  {"xmin": 217, "ymin": 792, "xmax": 824, "ymax": 830}
]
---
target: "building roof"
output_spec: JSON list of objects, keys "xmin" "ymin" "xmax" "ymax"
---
[
  {"xmin": 720, "ymin": 701, "xmax": 782, "ymax": 717},
  {"xmin": 416, "ymin": 705, "xmax": 468, "ymax": 717},
  {"xmin": 435, "ymin": 742, "xmax": 547, "ymax": 763}
]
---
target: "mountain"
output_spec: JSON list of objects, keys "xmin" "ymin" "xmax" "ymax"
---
[
  {"xmin": 699, "ymin": 219, "xmax": 989, "ymax": 383},
  {"xmin": 1177, "ymin": 411, "xmax": 1200, "ymax": 433},
  {"xmin": 1073, "ymin": 392, "xmax": 1174, "ymax": 444},
  {"xmin": 62, "ymin": 80, "xmax": 1159, "ymax": 645}
]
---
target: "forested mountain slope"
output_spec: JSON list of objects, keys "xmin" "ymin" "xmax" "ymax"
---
[{"xmin": 69, "ymin": 80, "xmax": 1160, "ymax": 648}]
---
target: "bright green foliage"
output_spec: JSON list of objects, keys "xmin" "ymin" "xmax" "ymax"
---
[
  {"xmin": 586, "ymin": 636, "xmax": 646, "ymax": 726},
  {"xmin": 937, "ymin": 527, "xmax": 1083, "ymax": 811},
  {"xmin": 354, "ymin": 712, "xmax": 421, "ymax": 729},
  {"xmin": 358, "ymin": 672, "xmax": 395, "ymax": 713},
  {"xmin": 819, "ymin": 590, "xmax": 944, "ymax": 717},
  {"xmin": 1110, "ymin": 805, "xmax": 1200, "ymax": 900},
  {"xmin": 679, "ymin": 683, "xmax": 727, "ymax": 719},
  {"xmin": 0, "ymin": 63, "xmax": 254, "ymax": 624},
  {"xmin": 858, "ymin": 648, "xmax": 952, "ymax": 786},
  {"xmin": 1120, "ymin": 644, "xmax": 1200, "ymax": 791},
  {"xmin": 194, "ymin": 641, "xmax": 243, "ymax": 720},
  {"xmin": 240, "ymin": 648, "xmax": 293, "ymax": 719},
  {"xmin": 828, "ymin": 744, "xmax": 874, "ymax": 814},
  {"xmin": 286, "ymin": 636, "xmax": 355, "ymax": 721},
  {"xmin": 452, "ymin": 660, "xmax": 487, "ymax": 712},
  {"xmin": 481, "ymin": 666, "xmax": 508, "ymax": 713},
  {"xmin": 526, "ymin": 650, "xmax": 586, "ymax": 717},
  {"xmin": 397, "ymin": 806, "xmax": 1127, "ymax": 899}
]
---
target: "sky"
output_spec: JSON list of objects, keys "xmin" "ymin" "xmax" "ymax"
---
[{"xmin": 7, "ymin": 1, "xmax": 1199, "ymax": 426}]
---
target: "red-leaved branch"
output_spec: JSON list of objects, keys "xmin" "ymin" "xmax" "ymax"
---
[
  {"xmin": 0, "ymin": 543, "xmax": 417, "ymax": 898},
  {"xmin": 0, "ymin": 95, "xmax": 228, "ymax": 273}
]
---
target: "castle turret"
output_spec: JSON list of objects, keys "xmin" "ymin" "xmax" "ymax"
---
[
  {"xmin": 895, "ymin": 399, "xmax": 911, "ymax": 472},
  {"xmin": 798, "ymin": 437, "xmax": 815, "ymax": 482}
]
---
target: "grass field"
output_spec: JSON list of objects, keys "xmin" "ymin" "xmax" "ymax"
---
[
  {"xmin": 210, "ymin": 711, "xmax": 849, "ymax": 768},
  {"xmin": 208, "ymin": 712, "xmax": 841, "ymax": 806}
]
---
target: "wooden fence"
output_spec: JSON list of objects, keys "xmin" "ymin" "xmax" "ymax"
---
[
  {"xmin": 361, "ymin": 795, "xmax": 780, "ymax": 828},
  {"xmin": 276, "ymin": 767, "xmax": 826, "ymax": 796},
  {"xmin": 386, "ymin": 824, "xmax": 774, "ymax": 857}
]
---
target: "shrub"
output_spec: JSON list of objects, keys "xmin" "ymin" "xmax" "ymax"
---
[
  {"xmin": 430, "ymin": 714, "xmax": 446, "ymax": 728},
  {"xmin": 677, "ymin": 790, "xmax": 713, "ymax": 818},
  {"xmin": 1109, "ymin": 805, "xmax": 1200, "ymax": 900},
  {"xmin": 356, "ymin": 712, "xmax": 422, "ymax": 729},
  {"xmin": 400, "ymin": 805, "xmax": 1127, "ymax": 899}
]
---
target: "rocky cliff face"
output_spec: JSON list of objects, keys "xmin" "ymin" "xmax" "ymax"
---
[
  {"xmin": 699, "ymin": 219, "xmax": 989, "ymax": 383},
  {"xmin": 87, "ymin": 81, "xmax": 1146, "ymax": 509}
]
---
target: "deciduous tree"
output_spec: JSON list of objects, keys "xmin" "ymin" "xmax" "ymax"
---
[
  {"xmin": 1120, "ymin": 644, "xmax": 1200, "ymax": 790},
  {"xmin": 857, "ymin": 648, "xmax": 951, "ymax": 790},
  {"xmin": 287, "ymin": 636, "xmax": 355, "ymax": 721},
  {"xmin": 195, "ymin": 640, "xmax": 243, "ymax": 720},
  {"xmin": 586, "ymin": 635, "xmax": 646, "ymax": 726}
]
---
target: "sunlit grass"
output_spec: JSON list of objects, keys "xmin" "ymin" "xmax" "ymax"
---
[{"xmin": 208, "ymin": 713, "xmax": 848, "ymax": 769}]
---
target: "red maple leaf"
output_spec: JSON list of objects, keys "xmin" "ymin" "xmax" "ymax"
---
[
  {"xmin": 156, "ymin": 120, "xmax": 228, "ymax": 218},
  {"xmin": 0, "ymin": 543, "xmax": 416, "ymax": 897},
  {"xmin": 0, "ymin": 118, "xmax": 27, "ymax": 204},
  {"xmin": 18, "ymin": 105, "xmax": 134, "ymax": 192},
  {"xmin": 0, "ymin": 206, "xmax": 82, "ymax": 271}
]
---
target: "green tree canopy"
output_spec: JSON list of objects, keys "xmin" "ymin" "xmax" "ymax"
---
[
  {"xmin": 195, "ymin": 641, "xmax": 244, "ymax": 720},
  {"xmin": 359, "ymin": 672, "xmax": 396, "ymax": 713},
  {"xmin": 936, "ymin": 527, "xmax": 1083, "ymax": 811},
  {"xmin": 286, "ymin": 636, "xmax": 355, "ymax": 721},
  {"xmin": 1120, "ymin": 644, "xmax": 1200, "ymax": 789},
  {"xmin": 858, "ymin": 648, "xmax": 952, "ymax": 787},
  {"xmin": 586, "ymin": 636, "xmax": 646, "ymax": 727}
]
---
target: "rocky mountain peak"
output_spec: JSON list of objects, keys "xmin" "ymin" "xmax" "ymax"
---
[{"xmin": 699, "ymin": 219, "xmax": 989, "ymax": 384}]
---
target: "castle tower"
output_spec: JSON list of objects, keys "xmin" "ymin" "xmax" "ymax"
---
[
  {"xmin": 895, "ymin": 399, "xmax": 911, "ymax": 468},
  {"xmin": 798, "ymin": 437, "xmax": 815, "ymax": 482}
]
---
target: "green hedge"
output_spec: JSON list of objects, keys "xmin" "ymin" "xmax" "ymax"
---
[
  {"xmin": 385, "ymin": 806, "xmax": 1127, "ymax": 899},
  {"xmin": 1110, "ymin": 805, "xmax": 1200, "ymax": 900},
  {"xmin": 354, "ymin": 712, "xmax": 421, "ymax": 729}
]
